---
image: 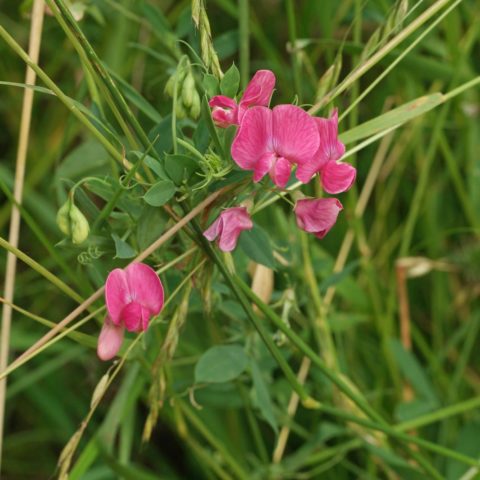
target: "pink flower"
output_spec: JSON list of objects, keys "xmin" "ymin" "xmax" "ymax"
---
[
  {"xmin": 231, "ymin": 105, "xmax": 320, "ymax": 188},
  {"xmin": 203, "ymin": 207, "xmax": 253, "ymax": 252},
  {"xmin": 296, "ymin": 110, "xmax": 356, "ymax": 194},
  {"xmin": 97, "ymin": 316, "xmax": 124, "ymax": 361},
  {"xmin": 294, "ymin": 198, "xmax": 343, "ymax": 239},
  {"xmin": 97, "ymin": 263, "xmax": 164, "ymax": 361},
  {"xmin": 209, "ymin": 70, "xmax": 275, "ymax": 128}
]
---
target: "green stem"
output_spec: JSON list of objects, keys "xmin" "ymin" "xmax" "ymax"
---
[
  {"xmin": 309, "ymin": 0, "xmax": 454, "ymax": 114},
  {"xmin": 50, "ymin": 0, "xmax": 156, "ymax": 156},
  {"xmin": 235, "ymin": 275, "xmax": 384, "ymax": 423},
  {"xmin": 285, "ymin": 0, "xmax": 302, "ymax": 101},
  {"xmin": 0, "ymin": 236, "xmax": 83, "ymax": 304},
  {"xmin": 340, "ymin": 0, "xmax": 463, "ymax": 121},
  {"xmin": 397, "ymin": 395, "xmax": 480, "ymax": 432},
  {"xmin": 238, "ymin": 0, "xmax": 250, "ymax": 88},
  {"xmin": 320, "ymin": 403, "xmax": 479, "ymax": 470},
  {"xmin": 179, "ymin": 401, "xmax": 250, "ymax": 480},
  {"xmin": 300, "ymin": 233, "xmax": 338, "ymax": 369},
  {"xmin": 189, "ymin": 219, "xmax": 316, "ymax": 406},
  {"xmin": 0, "ymin": 24, "xmax": 123, "ymax": 163}
]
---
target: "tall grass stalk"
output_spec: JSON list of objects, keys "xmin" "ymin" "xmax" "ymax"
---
[{"xmin": 0, "ymin": 1, "xmax": 45, "ymax": 469}]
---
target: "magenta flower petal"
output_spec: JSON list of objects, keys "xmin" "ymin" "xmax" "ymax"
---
[
  {"xmin": 240, "ymin": 70, "xmax": 276, "ymax": 107},
  {"xmin": 271, "ymin": 156, "xmax": 292, "ymax": 188},
  {"xmin": 296, "ymin": 161, "xmax": 322, "ymax": 184},
  {"xmin": 294, "ymin": 198, "xmax": 343, "ymax": 239},
  {"xmin": 317, "ymin": 110, "xmax": 345, "ymax": 162},
  {"xmin": 321, "ymin": 161, "xmax": 356, "ymax": 194},
  {"xmin": 231, "ymin": 106, "xmax": 272, "ymax": 171},
  {"xmin": 272, "ymin": 105, "xmax": 319, "ymax": 165},
  {"xmin": 209, "ymin": 95, "xmax": 239, "ymax": 127},
  {"xmin": 237, "ymin": 70, "xmax": 276, "ymax": 123},
  {"xmin": 203, "ymin": 207, "xmax": 253, "ymax": 252},
  {"xmin": 295, "ymin": 110, "xmax": 346, "ymax": 184},
  {"xmin": 203, "ymin": 215, "xmax": 222, "ymax": 241},
  {"xmin": 105, "ymin": 263, "xmax": 164, "ymax": 333},
  {"xmin": 124, "ymin": 263, "xmax": 164, "ymax": 317},
  {"xmin": 209, "ymin": 70, "xmax": 275, "ymax": 128},
  {"xmin": 120, "ymin": 302, "xmax": 143, "ymax": 332},
  {"xmin": 105, "ymin": 268, "xmax": 129, "ymax": 326},
  {"xmin": 209, "ymin": 95, "xmax": 237, "ymax": 109},
  {"xmin": 253, "ymin": 152, "xmax": 276, "ymax": 183},
  {"xmin": 97, "ymin": 316, "xmax": 125, "ymax": 361}
]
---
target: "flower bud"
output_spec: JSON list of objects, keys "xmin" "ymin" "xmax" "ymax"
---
[
  {"xmin": 70, "ymin": 204, "xmax": 90, "ymax": 244},
  {"xmin": 56, "ymin": 200, "xmax": 72, "ymax": 236},
  {"xmin": 182, "ymin": 72, "xmax": 196, "ymax": 108},
  {"xmin": 175, "ymin": 102, "xmax": 187, "ymax": 119},
  {"xmin": 189, "ymin": 89, "xmax": 201, "ymax": 119},
  {"xmin": 164, "ymin": 75, "xmax": 175, "ymax": 97},
  {"xmin": 56, "ymin": 199, "xmax": 90, "ymax": 244}
]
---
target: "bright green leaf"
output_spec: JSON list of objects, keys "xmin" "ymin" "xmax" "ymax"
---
[
  {"xmin": 220, "ymin": 63, "xmax": 240, "ymax": 98},
  {"xmin": 195, "ymin": 345, "xmax": 248, "ymax": 384},
  {"xmin": 340, "ymin": 93, "xmax": 444, "ymax": 145},
  {"xmin": 239, "ymin": 225, "xmax": 275, "ymax": 268},
  {"xmin": 112, "ymin": 233, "xmax": 136, "ymax": 259},
  {"xmin": 143, "ymin": 180, "xmax": 176, "ymax": 207}
]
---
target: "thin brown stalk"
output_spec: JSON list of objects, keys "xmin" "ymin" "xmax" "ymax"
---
[
  {"xmin": 273, "ymin": 131, "xmax": 395, "ymax": 463},
  {"xmin": 2, "ymin": 188, "xmax": 226, "ymax": 378},
  {"xmin": 0, "ymin": 0, "xmax": 45, "ymax": 471},
  {"xmin": 395, "ymin": 263, "xmax": 415, "ymax": 404}
]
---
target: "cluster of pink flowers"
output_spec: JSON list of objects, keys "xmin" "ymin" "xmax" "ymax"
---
[
  {"xmin": 97, "ymin": 70, "xmax": 355, "ymax": 361},
  {"xmin": 204, "ymin": 70, "xmax": 355, "ymax": 251}
]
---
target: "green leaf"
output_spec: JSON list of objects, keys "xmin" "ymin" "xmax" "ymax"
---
[
  {"xmin": 143, "ymin": 180, "xmax": 176, "ymax": 206},
  {"xmin": 148, "ymin": 115, "xmax": 174, "ymax": 156},
  {"xmin": 202, "ymin": 73, "xmax": 219, "ymax": 97},
  {"xmin": 250, "ymin": 361, "xmax": 278, "ymax": 435},
  {"xmin": 446, "ymin": 422, "xmax": 480, "ymax": 480},
  {"xmin": 195, "ymin": 345, "xmax": 248, "ymax": 384},
  {"xmin": 340, "ymin": 93, "xmax": 444, "ymax": 145},
  {"xmin": 164, "ymin": 154, "xmax": 198, "ymax": 185},
  {"xmin": 395, "ymin": 398, "xmax": 438, "ymax": 422},
  {"xmin": 239, "ymin": 225, "xmax": 275, "ymax": 269},
  {"xmin": 136, "ymin": 206, "xmax": 167, "ymax": 251},
  {"xmin": 389, "ymin": 338, "xmax": 439, "ymax": 405},
  {"xmin": 220, "ymin": 63, "xmax": 240, "ymax": 98},
  {"xmin": 320, "ymin": 260, "xmax": 360, "ymax": 293},
  {"xmin": 106, "ymin": 67, "xmax": 162, "ymax": 123},
  {"xmin": 129, "ymin": 151, "xmax": 168, "ymax": 180},
  {"xmin": 112, "ymin": 233, "xmax": 136, "ymax": 259}
]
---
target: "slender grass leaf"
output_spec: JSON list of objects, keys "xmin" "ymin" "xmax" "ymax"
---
[
  {"xmin": 107, "ymin": 67, "xmax": 162, "ymax": 123},
  {"xmin": 340, "ymin": 93, "xmax": 444, "ymax": 145},
  {"xmin": 389, "ymin": 338, "xmax": 439, "ymax": 405}
]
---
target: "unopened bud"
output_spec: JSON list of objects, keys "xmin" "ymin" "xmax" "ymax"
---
[
  {"xmin": 175, "ymin": 102, "xmax": 187, "ymax": 119},
  {"xmin": 182, "ymin": 73, "xmax": 196, "ymax": 107},
  {"xmin": 56, "ymin": 200, "xmax": 72, "ymax": 237},
  {"xmin": 70, "ymin": 205, "xmax": 90, "ymax": 244},
  {"xmin": 56, "ymin": 199, "xmax": 90, "ymax": 244},
  {"xmin": 189, "ymin": 90, "xmax": 201, "ymax": 119},
  {"xmin": 164, "ymin": 75, "xmax": 175, "ymax": 97}
]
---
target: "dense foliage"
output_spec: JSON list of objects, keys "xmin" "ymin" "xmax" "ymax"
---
[{"xmin": 1, "ymin": 1, "xmax": 479, "ymax": 479}]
